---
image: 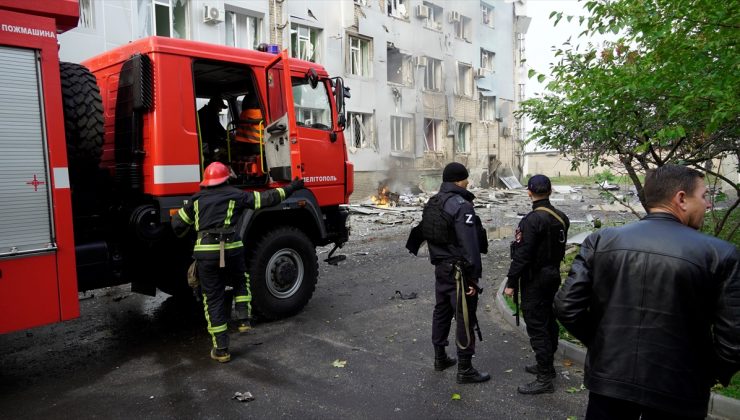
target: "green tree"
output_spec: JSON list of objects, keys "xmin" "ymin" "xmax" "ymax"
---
[{"xmin": 520, "ymin": 0, "xmax": 739, "ymax": 237}]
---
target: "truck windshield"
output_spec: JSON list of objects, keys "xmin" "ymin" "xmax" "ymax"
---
[{"xmin": 292, "ymin": 78, "xmax": 332, "ymax": 130}]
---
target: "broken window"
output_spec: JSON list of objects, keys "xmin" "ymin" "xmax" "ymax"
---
[
  {"xmin": 145, "ymin": 0, "xmax": 188, "ymax": 38},
  {"xmin": 291, "ymin": 24, "xmax": 321, "ymax": 63},
  {"xmin": 387, "ymin": 44, "xmax": 414, "ymax": 86},
  {"xmin": 480, "ymin": 94, "xmax": 496, "ymax": 121},
  {"xmin": 225, "ymin": 10, "xmax": 262, "ymax": 50},
  {"xmin": 423, "ymin": 57, "xmax": 442, "ymax": 91},
  {"xmin": 78, "ymin": 0, "xmax": 94, "ymax": 29},
  {"xmin": 481, "ymin": 2, "xmax": 494, "ymax": 28},
  {"xmin": 453, "ymin": 14, "xmax": 472, "ymax": 41},
  {"xmin": 480, "ymin": 49, "xmax": 495, "ymax": 72},
  {"xmin": 348, "ymin": 35, "xmax": 372, "ymax": 77},
  {"xmin": 457, "ymin": 62, "xmax": 473, "ymax": 97},
  {"xmin": 391, "ymin": 116, "xmax": 413, "ymax": 153},
  {"xmin": 424, "ymin": 118, "xmax": 443, "ymax": 152},
  {"xmin": 348, "ymin": 112, "xmax": 375, "ymax": 149},
  {"xmin": 456, "ymin": 122, "xmax": 471, "ymax": 153},
  {"xmin": 422, "ymin": 2, "xmax": 443, "ymax": 30},
  {"xmin": 387, "ymin": 0, "xmax": 408, "ymax": 19}
]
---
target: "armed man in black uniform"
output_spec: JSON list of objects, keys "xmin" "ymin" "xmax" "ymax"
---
[
  {"xmin": 171, "ymin": 162, "xmax": 304, "ymax": 362},
  {"xmin": 423, "ymin": 162, "xmax": 490, "ymax": 384},
  {"xmin": 504, "ymin": 174, "xmax": 569, "ymax": 394}
]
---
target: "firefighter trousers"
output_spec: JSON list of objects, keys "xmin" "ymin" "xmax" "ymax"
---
[
  {"xmin": 432, "ymin": 261, "xmax": 478, "ymax": 357},
  {"xmin": 197, "ymin": 255, "xmax": 252, "ymax": 349}
]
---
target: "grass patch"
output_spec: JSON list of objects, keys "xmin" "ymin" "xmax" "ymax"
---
[{"xmin": 713, "ymin": 373, "xmax": 740, "ymax": 399}]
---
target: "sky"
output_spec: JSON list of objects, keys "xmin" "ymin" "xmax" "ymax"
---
[{"xmin": 524, "ymin": 0, "xmax": 590, "ymax": 98}]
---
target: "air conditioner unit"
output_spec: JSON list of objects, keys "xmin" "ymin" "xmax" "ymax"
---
[
  {"xmin": 203, "ymin": 5, "xmax": 224, "ymax": 24},
  {"xmin": 416, "ymin": 56, "xmax": 429, "ymax": 67},
  {"xmin": 501, "ymin": 126, "xmax": 512, "ymax": 137},
  {"xmin": 474, "ymin": 68, "xmax": 487, "ymax": 79},
  {"xmin": 415, "ymin": 4, "xmax": 430, "ymax": 19},
  {"xmin": 448, "ymin": 11, "xmax": 461, "ymax": 23}
]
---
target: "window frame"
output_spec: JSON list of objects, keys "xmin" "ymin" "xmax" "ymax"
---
[
  {"xmin": 291, "ymin": 23, "xmax": 322, "ymax": 63},
  {"xmin": 387, "ymin": 45, "xmax": 414, "ymax": 86},
  {"xmin": 454, "ymin": 15, "xmax": 472, "ymax": 41},
  {"xmin": 423, "ymin": 118, "xmax": 443, "ymax": 152},
  {"xmin": 390, "ymin": 116, "xmax": 413, "ymax": 153},
  {"xmin": 348, "ymin": 111, "xmax": 375, "ymax": 149},
  {"xmin": 481, "ymin": 2, "xmax": 495, "ymax": 28},
  {"xmin": 78, "ymin": 0, "xmax": 94, "ymax": 30},
  {"xmin": 387, "ymin": 0, "xmax": 409, "ymax": 19},
  {"xmin": 457, "ymin": 62, "xmax": 473, "ymax": 97},
  {"xmin": 225, "ymin": 9, "xmax": 263, "ymax": 50},
  {"xmin": 455, "ymin": 122, "xmax": 471, "ymax": 154},
  {"xmin": 480, "ymin": 48, "xmax": 495, "ymax": 72},
  {"xmin": 423, "ymin": 57, "xmax": 443, "ymax": 92},
  {"xmin": 422, "ymin": 1, "xmax": 443, "ymax": 30},
  {"xmin": 151, "ymin": 0, "xmax": 188, "ymax": 39},
  {"xmin": 348, "ymin": 34, "xmax": 373, "ymax": 78},
  {"xmin": 480, "ymin": 94, "xmax": 496, "ymax": 122}
]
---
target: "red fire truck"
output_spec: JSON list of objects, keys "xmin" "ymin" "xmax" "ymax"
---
[{"xmin": 0, "ymin": 0, "xmax": 353, "ymax": 334}]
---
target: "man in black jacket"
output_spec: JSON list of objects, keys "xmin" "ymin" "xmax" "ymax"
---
[
  {"xmin": 172, "ymin": 162, "xmax": 304, "ymax": 362},
  {"xmin": 425, "ymin": 162, "xmax": 490, "ymax": 384},
  {"xmin": 554, "ymin": 164, "xmax": 740, "ymax": 419},
  {"xmin": 504, "ymin": 174, "xmax": 569, "ymax": 394}
]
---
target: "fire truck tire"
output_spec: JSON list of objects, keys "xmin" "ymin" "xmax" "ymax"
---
[
  {"xmin": 248, "ymin": 226, "xmax": 318, "ymax": 320},
  {"xmin": 59, "ymin": 62, "xmax": 104, "ymax": 175}
]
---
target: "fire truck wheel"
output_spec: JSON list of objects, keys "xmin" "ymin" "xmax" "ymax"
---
[
  {"xmin": 248, "ymin": 226, "xmax": 318, "ymax": 320},
  {"xmin": 59, "ymin": 61, "xmax": 104, "ymax": 178}
]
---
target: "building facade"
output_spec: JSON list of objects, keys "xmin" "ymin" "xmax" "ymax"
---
[{"xmin": 60, "ymin": 0, "xmax": 530, "ymax": 199}]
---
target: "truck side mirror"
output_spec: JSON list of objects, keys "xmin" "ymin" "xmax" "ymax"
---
[
  {"xmin": 306, "ymin": 68, "xmax": 319, "ymax": 89},
  {"xmin": 334, "ymin": 77, "xmax": 348, "ymax": 131}
]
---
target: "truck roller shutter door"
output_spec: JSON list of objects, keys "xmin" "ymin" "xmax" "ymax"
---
[{"xmin": 0, "ymin": 46, "xmax": 54, "ymax": 256}]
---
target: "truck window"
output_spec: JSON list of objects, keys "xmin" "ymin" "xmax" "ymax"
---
[{"xmin": 292, "ymin": 78, "xmax": 332, "ymax": 130}]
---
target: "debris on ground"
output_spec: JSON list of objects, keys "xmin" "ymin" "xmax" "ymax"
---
[
  {"xmin": 392, "ymin": 290, "xmax": 418, "ymax": 300},
  {"xmin": 233, "ymin": 391, "xmax": 254, "ymax": 402}
]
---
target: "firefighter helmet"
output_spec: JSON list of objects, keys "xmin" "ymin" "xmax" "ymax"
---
[{"xmin": 200, "ymin": 162, "xmax": 231, "ymax": 187}]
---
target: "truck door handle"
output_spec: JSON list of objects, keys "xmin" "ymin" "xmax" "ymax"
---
[{"xmin": 267, "ymin": 123, "xmax": 286, "ymax": 134}]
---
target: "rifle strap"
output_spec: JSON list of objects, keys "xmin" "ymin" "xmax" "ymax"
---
[
  {"xmin": 534, "ymin": 206, "xmax": 566, "ymax": 228},
  {"xmin": 454, "ymin": 264, "xmax": 473, "ymax": 350}
]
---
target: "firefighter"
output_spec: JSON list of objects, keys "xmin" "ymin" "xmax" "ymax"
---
[
  {"xmin": 427, "ymin": 162, "xmax": 490, "ymax": 384},
  {"xmin": 197, "ymin": 96, "xmax": 228, "ymax": 162},
  {"xmin": 235, "ymin": 94, "xmax": 263, "ymax": 144},
  {"xmin": 171, "ymin": 162, "xmax": 304, "ymax": 362},
  {"xmin": 504, "ymin": 174, "xmax": 569, "ymax": 394}
]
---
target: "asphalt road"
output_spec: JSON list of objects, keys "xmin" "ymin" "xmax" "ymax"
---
[{"xmin": 0, "ymin": 230, "xmax": 588, "ymax": 419}]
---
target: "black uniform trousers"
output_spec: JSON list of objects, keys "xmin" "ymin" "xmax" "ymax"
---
[
  {"xmin": 585, "ymin": 392, "xmax": 704, "ymax": 420},
  {"xmin": 197, "ymin": 254, "xmax": 251, "ymax": 349},
  {"xmin": 432, "ymin": 261, "xmax": 478, "ymax": 356},
  {"xmin": 521, "ymin": 264, "xmax": 560, "ymax": 370}
]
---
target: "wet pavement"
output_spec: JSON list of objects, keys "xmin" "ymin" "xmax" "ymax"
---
[{"xmin": 0, "ymin": 186, "xmax": 628, "ymax": 419}]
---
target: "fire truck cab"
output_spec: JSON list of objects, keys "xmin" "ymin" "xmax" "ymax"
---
[{"xmin": 0, "ymin": 0, "xmax": 353, "ymax": 334}]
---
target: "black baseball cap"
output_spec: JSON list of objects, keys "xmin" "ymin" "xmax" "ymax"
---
[{"xmin": 527, "ymin": 174, "xmax": 551, "ymax": 194}]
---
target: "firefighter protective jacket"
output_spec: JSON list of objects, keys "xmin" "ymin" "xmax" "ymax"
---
[
  {"xmin": 554, "ymin": 213, "xmax": 740, "ymax": 417},
  {"xmin": 171, "ymin": 184, "xmax": 287, "ymax": 260},
  {"xmin": 427, "ymin": 182, "xmax": 482, "ymax": 279},
  {"xmin": 506, "ymin": 198, "xmax": 569, "ymax": 288}
]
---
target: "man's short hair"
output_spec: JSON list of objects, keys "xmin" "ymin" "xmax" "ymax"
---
[{"xmin": 643, "ymin": 164, "xmax": 704, "ymax": 208}]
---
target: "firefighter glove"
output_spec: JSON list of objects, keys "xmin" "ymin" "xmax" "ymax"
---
[{"xmin": 285, "ymin": 178, "xmax": 305, "ymax": 195}]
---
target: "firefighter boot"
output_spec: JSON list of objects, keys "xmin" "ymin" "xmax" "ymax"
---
[
  {"xmin": 434, "ymin": 346, "xmax": 456, "ymax": 371},
  {"xmin": 237, "ymin": 319, "xmax": 252, "ymax": 333},
  {"xmin": 517, "ymin": 369, "xmax": 555, "ymax": 394},
  {"xmin": 456, "ymin": 355, "xmax": 491, "ymax": 384},
  {"xmin": 210, "ymin": 333, "xmax": 231, "ymax": 363}
]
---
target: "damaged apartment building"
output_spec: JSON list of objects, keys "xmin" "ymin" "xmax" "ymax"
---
[{"xmin": 59, "ymin": 0, "xmax": 530, "ymax": 198}]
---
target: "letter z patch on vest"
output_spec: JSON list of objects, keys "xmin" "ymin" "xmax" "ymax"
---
[{"xmin": 465, "ymin": 214, "xmax": 474, "ymax": 225}]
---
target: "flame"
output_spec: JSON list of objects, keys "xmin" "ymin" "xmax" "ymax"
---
[{"xmin": 370, "ymin": 183, "xmax": 398, "ymax": 207}]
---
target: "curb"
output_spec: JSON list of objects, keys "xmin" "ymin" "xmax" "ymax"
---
[{"xmin": 494, "ymin": 279, "xmax": 740, "ymax": 420}]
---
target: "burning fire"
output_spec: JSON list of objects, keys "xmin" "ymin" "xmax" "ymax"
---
[{"xmin": 371, "ymin": 182, "xmax": 399, "ymax": 207}]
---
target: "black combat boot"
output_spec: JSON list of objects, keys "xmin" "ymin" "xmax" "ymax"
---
[
  {"xmin": 524, "ymin": 364, "xmax": 556, "ymax": 380},
  {"xmin": 210, "ymin": 333, "xmax": 231, "ymax": 363},
  {"xmin": 517, "ymin": 369, "xmax": 555, "ymax": 394},
  {"xmin": 434, "ymin": 346, "xmax": 456, "ymax": 371},
  {"xmin": 456, "ymin": 355, "xmax": 491, "ymax": 384}
]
